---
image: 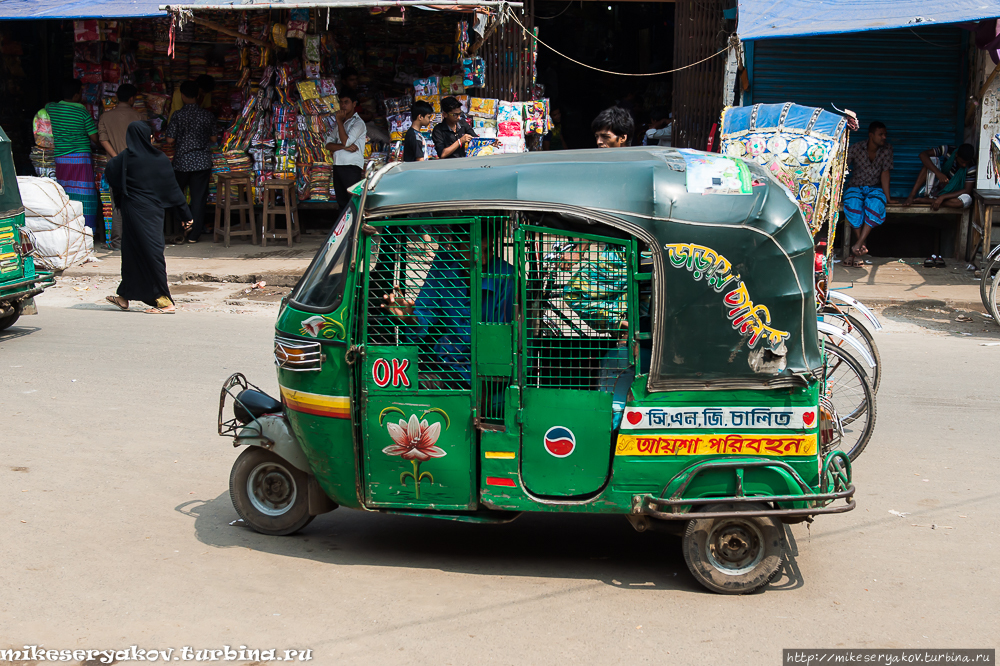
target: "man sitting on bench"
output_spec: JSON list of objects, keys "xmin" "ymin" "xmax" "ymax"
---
[
  {"xmin": 903, "ymin": 143, "xmax": 976, "ymax": 267},
  {"xmin": 843, "ymin": 121, "xmax": 893, "ymax": 267},
  {"xmin": 904, "ymin": 143, "xmax": 976, "ymax": 210}
]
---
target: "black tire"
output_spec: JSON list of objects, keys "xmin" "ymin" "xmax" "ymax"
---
[
  {"xmin": 229, "ymin": 447, "xmax": 314, "ymax": 536},
  {"xmin": 682, "ymin": 502, "xmax": 786, "ymax": 595},
  {"xmin": 980, "ymin": 254, "xmax": 1000, "ymax": 314},
  {"xmin": 822, "ymin": 345, "xmax": 877, "ymax": 461},
  {"xmin": 990, "ymin": 268, "xmax": 1000, "ymax": 327},
  {"xmin": 0, "ymin": 302, "xmax": 22, "ymax": 331},
  {"xmin": 820, "ymin": 310, "xmax": 881, "ymax": 394}
]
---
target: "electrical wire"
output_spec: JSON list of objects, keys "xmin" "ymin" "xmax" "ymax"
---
[
  {"xmin": 908, "ymin": 28, "xmax": 951, "ymax": 48},
  {"xmin": 535, "ymin": 1, "xmax": 573, "ymax": 20},
  {"xmin": 506, "ymin": 7, "xmax": 732, "ymax": 77}
]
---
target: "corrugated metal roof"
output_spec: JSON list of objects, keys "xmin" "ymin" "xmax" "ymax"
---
[
  {"xmin": 748, "ymin": 26, "xmax": 966, "ymax": 198},
  {"xmin": 738, "ymin": 0, "xmax": 1000, "ymax": 41}
]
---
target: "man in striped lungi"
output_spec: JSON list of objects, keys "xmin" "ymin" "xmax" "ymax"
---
[{"xmin": 46, "ymin": 79, "xmax": 100, "ymax": 238}]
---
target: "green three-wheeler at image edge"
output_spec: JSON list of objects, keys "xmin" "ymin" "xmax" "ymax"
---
[
  {"xmin": 0, "ymin": 125, "xmax": 54, "ymax": 331},
  {"xmin": 219, "ymin": 146, "xmax": 855, "ymax": 594}
]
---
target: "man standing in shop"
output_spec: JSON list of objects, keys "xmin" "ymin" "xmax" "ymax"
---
[
  {"xmin": 434, "ymin": 97, "xmax": 477, "ymax": 159},
  {"xmin": 98, "ymin": 83, "xmax": 143, "ymax": 249},
  {"xmin": 326, "ymin": 89, "xmax": 367, "ymax": 210},
  {"xmin": 592, "ymin": 106, "xmax": 634, "ymax": 148},
  {"xmin": 165, "ymin": 80, "xmax": 216, "ymax": 243},
  {"xmin": 403, "ymin": 100, "xmax": 435, "ymax": 162},
  {"xmin": 168, "ymin": 75, "xmax": 214, "ymax": 122},
  {"xmin": 46, "ymin": 79, "xmax": 100, "ymax": 236}
]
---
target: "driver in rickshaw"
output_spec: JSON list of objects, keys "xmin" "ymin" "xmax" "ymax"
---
[{"xmin": 381, "ymin": 229, "xmax": 514, "ymax": 388}]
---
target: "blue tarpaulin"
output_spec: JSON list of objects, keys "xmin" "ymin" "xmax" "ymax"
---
[
  {"xmin": 0, "ymin": 0, "xmax": 166, "ymax": 19},
  {"xmin": 738, "ymin": 0, "xmax": 1000, "ymax": 40}
]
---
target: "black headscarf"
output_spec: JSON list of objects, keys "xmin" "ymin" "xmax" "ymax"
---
[{"xmin": 105, "ymin": 121, "xmax": 188, "ymax": 209}]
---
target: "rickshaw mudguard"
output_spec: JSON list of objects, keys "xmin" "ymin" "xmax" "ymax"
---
[
  {"xmin": 633, "ymin": 452, "xmax": 855, "ymax": 520},
  {"xmin": 235, "ymin": 415, "xmax": 311, "ymax": 473}
]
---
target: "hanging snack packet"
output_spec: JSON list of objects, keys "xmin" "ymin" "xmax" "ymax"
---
[
  {"xmin": 469, "ymin": 97, "xmax": 497, "ymax": 118},
  {"xmin": 287, "ymin": 9, "xmax": 310, "ymax": 40},
  {"xmin": 272, "ymin": 24, "xmax": 288, "ymax": 49},
  {"xmin": 304, "ymin": 34, "xmax": 321, "ymax": 62}
]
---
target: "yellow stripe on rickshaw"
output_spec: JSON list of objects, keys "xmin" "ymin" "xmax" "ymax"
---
[
  {"xmin": 0, "ymin": 252, "xmax": 16, "ymax": 261},
  {"xmin": 279, "ymin": 387, "xmax": 351, "ymax": 419},
  {"xmin": 615, "ymin": 433, "xmax": 817, "ymax": 457}
]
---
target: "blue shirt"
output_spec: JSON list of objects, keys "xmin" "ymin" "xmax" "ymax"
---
[{"xmin": 409, "ymin": 255, "xmax": 514, "ymax": 385}]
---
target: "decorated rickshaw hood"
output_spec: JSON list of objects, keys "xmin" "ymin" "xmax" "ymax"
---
[{"xmin": 363, "ymin": 147, "xmax": 821, "ymax": 388}]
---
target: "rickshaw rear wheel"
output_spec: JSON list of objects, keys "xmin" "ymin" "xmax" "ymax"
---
[
  {"xmin": 0, "ymin": 302, "xmax": 22, "ymax": 331},
  {"xmin": 230, "ymin": 447, "xmax": 314, "ymax": 536},
  {"xmin": 682, "ymin": 503, "xmax": 786, "ymax": 595}
]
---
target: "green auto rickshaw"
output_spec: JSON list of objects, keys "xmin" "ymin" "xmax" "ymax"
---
[
  {"xmin": 218, "ymin": 147, "xmax": 855, "ymax": 594},
  {"xmin": 0, "ymin": 126, "xmax": 54, "ymax": 330}
]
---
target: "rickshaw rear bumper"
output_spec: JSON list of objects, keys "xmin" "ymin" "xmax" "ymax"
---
[
  {"xmin": 633, "ymin": 452, "xmax": 855, "ymax": 520},
  {"xmin": 0, "ymin": 272, "xmax": 55, "ymax": 305}
]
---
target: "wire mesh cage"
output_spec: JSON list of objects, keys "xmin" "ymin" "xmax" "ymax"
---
[
  {"xmin": 366, "ymin": 222, "xmax": 476, "ymax": 391},
  {"xmin": 522, "ymin": 230, "xmax": 633, "ymax": 390}
]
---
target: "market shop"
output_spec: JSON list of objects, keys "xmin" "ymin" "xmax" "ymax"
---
[
  {"xmin": 0, "ymin": 0, "xmax": 548, "ymax": 244},
  {"xmin": 734, "ymin": 1, "xmax": 1000, "ymax": 260}
]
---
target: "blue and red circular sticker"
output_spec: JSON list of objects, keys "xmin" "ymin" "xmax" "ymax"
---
[{"xmin": 544, "ymin": 426, "xmax": 576, "ymax": 458}]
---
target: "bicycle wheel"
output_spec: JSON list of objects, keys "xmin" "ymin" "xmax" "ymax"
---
[
  {"xmin": 819, "ymin": 310, "xmax": 881, "ymax": 394},
  {"xmin": 990, "ymin": 265, "xmax": 1000, "ymax": 326},
  {"xmin": 821, "ymin": 345, "xmax": 877, "ymax": 461},
  {"xmin": 980, "ymin": 254, "xmax": 1000, "ymax": 314}
]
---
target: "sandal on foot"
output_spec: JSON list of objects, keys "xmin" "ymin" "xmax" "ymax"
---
[{"xmin": 106, "ymin": 295, "xmax": 128, "ymax": 311}]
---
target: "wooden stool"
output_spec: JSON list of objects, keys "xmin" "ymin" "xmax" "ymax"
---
[
  {"xmin": 261, "ymin": 178, "xmax": 301, "ymax": 247},
  {"xmin": 214, "ymin": 172, "xmax": 258, "ymax": 247}
]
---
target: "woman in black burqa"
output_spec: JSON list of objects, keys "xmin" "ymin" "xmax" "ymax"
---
[{"xmin": 104, "ymin": 121, "xmax": 193, "ymax": 314}]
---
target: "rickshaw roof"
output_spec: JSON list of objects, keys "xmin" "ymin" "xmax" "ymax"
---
[
  {"xmin": 365, "ymin": 146, "xmax": 821, "ymax": 387},
  {"xmin": 366, "ymin": 146, "xmax": 790, "ymax": 230}
]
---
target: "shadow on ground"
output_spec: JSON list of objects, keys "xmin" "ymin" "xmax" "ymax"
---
[
  {"xmin": 880, "ymin": 298, "xmax": 1000, "ymax": 338},
  {"xmin": 174, "ymin": 492, "xmax": 803, "ymax": 595}
]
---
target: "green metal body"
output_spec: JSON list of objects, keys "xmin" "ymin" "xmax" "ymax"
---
[
  {"xmin": 266, "ymin": 148, "xmax": 853, "ymax": 521},
  {"xmin": 0, "ymin": 125, "xmax": 54, "ymax": 311}
]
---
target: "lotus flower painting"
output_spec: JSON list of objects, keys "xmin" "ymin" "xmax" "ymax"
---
[{"xmin": 383, "ymin": 413, "xmax": 447, "ymax": 498}]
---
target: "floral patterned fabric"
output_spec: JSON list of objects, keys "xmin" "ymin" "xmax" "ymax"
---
[{"xmin": 721, "ymin": 103, "xmax": 850, "ymax": 236}]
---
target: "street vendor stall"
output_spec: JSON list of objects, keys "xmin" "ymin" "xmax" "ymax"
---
[{"xmin": 9, "ymin": 0, "xmax": 549, "ymax": 243}]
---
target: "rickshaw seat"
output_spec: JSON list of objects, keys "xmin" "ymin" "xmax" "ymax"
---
[{"xmin": 235, "ymin": 389, "xmax": 284, "ymax": 423}]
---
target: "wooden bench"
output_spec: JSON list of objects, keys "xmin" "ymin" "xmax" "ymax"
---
[
  {"xmin": 841, "ymin": 202, "xmax": 971, "ymax": 260},
  {"xmin": 967, "ymin": 189, "xmax": 1000, "ymax": 266}
]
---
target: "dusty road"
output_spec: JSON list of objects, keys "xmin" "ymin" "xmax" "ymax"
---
[{"xmin": 2, "ymin": 294, "xmax": 998, "ymax": 665}]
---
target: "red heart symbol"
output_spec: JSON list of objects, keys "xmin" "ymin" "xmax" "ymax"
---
[
  {"xmin": 803, "ymin": 411, "xmax": 815, "ymax": 426},
  {"xmin": 626, "ymin": 411, "xmax": 643, "ymax": 425}
]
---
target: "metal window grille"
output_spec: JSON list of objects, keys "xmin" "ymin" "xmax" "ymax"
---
[
  {"xmin": 478, "ymin": 377, "xmax": 509, "ymax": 426},
  {"xmin": 366, "ymin": 223, "xmax": 474, "ymax": 391},
  {"xmin": 481, "ymin": 215, "xmax": 517, "ymax": 322},
  {"xmin": 523, "ymin": 232, "xmax": 632, "ymax": 390}
]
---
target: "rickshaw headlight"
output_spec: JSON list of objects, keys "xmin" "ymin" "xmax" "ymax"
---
[{"xmin": 274, "ymin": 337, "xmax": 323, "ymax": 371}]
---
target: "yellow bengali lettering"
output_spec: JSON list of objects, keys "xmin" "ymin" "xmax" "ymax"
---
[{"xmin": 615, "ymin": 433, "xmax": 817, "ymax": 456}]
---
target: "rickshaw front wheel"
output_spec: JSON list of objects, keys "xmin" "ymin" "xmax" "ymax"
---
[
  {"xmin": 230, "ymin": 447, "xmax": 314, "ymax": 536},
  {"xmin": 682, "ymin": 503, "xmax": 786, "ymax": 595}
]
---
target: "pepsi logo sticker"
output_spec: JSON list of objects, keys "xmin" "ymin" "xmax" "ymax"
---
[{"xmin": 544, "ymin": 426, "xmax": 576, "ymax": 458}]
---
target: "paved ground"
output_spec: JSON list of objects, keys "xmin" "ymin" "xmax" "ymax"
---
[{"xmin": 1, "ymin": 295, "xmax": 998, "ymax": 665}]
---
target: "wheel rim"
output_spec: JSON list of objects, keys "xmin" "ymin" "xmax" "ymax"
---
[
  {"xmin": 247, "ymin": 461, "xmax": 297, "ymax": 516},
  {"xmin": 705, "ymin": 517, "xmax": 765, "ymax": 576}
]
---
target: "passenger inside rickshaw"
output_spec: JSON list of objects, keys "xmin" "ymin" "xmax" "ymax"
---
[
  {"xmin": 380, "ymin": 226, "xmax": 515, "ymax": 389},
  {"xmin": 369, "ymin": 214, "xmax": 650, "ymax": 409}
]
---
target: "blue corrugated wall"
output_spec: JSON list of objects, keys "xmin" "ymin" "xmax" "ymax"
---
[{"xmin": 746, "ymin": 27, "xmax": 968, "ymax": 198}]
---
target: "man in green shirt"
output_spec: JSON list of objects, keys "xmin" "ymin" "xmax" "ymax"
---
[{"xmin": 46, "ymin": 79, "xmax": 100, "ymax": 236}]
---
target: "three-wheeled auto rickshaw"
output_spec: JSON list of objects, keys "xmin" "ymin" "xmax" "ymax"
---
[
  {"xmin": 0, "ymin": 125, "xmax": 54, "ymax": 330},
  {"xmin": 219, "ymin": 146, "xmax": 855, "ymax": 594}
]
